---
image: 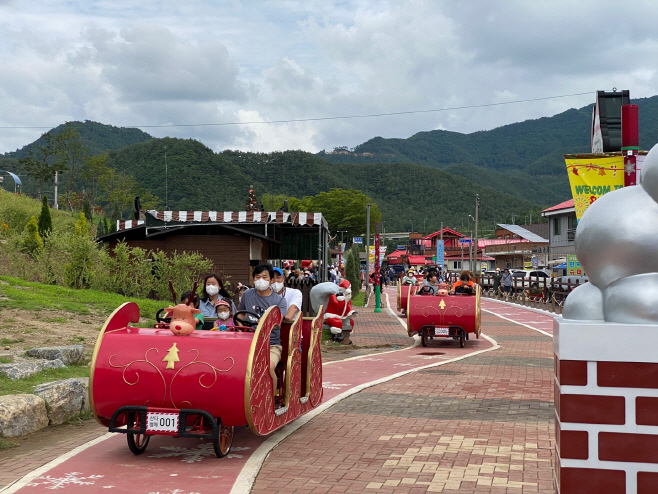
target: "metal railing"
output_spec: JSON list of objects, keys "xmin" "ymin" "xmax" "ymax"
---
[{"xmin": 443, "ymin": 272, "xmax": 588, "ymax": 315}]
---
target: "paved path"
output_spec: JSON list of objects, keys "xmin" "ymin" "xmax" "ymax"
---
[
  {"xmin": 2, "ymin": 290, "xmax": 556, "ymax": 494},
  {"xmin": 250, "ymin": 293, "xmax": 557, "ymax": 493}
]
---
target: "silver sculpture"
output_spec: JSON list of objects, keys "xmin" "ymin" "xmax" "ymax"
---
[{"xmin": 564, "ymin": 144, "xmax": 658, "ymax": 323}]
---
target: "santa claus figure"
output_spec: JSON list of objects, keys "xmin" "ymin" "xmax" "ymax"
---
[{"xmin": 324, "ymin": 279, "xmax": 356, "ymax": 342}]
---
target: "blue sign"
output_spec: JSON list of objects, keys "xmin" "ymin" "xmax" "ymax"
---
[
  {"xmin": 458, "ymin": 238, "xmax": 471, "ymax": 246},
  {"xmin": 397, "ymin": 245, "xmax": 406, "ymax": 250},
  {"xmin": 436, "ymin": 244, "xmax": 444, "ymax": 267},
  {"xmin": 353, "ymin": 237, "xmax": 363, "ymax": 244},
  {"xmin": 532, "ymin": 258, "xmax": 538, "ymax": 268}
]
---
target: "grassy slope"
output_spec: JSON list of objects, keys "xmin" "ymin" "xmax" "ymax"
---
[{"xmin": 0, "ymin": 276, "xmax": 164, "ymax": 395}]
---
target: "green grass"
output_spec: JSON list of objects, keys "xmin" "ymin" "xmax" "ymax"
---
[
  {"xmin": 65, "ymin": 410, "xmax": 94, "ymax": 425},
  {"xmin": 0, "ymin": 275, "xmax": 163, "ymax": 323},
  {"xmin": 1, "ymin": 338, "xmax": 24, "ymax": 345},
  {"xmin": 0, "ymin": 437, "xmax": 18, "ymax": 450},
  {"xmin": 0, "ymin": 363, "xmax": 90, "ymax": 396},
  {"xmin": 0, "ymin": 356, "xmax": 13, "ymax": 364},
  {"xmin": 351, "ymin": 291, "xmax": 365, "ymax": 307}
]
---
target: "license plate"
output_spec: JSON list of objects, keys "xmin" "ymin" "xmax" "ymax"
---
[
  {"xmin": 146, "ymin": 412, "xmax": 179, "ymax": 433},
  {"xmin": 434, "ymin": 327, "xmax": 449, "ymax": 336}
]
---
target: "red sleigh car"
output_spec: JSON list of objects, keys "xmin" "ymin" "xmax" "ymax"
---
[
  {"xmin": 89, "ymin": 302, "xmax": 323, "ymax": 458},
  {"xmin": 405, "ymin": 284, "xmax": 481, "ymax": 348}
]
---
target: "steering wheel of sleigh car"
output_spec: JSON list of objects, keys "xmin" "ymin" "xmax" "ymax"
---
[
  {"xmin": 417, "ymin": 286, "xmax": 435, "ymax": 296},
  {"xmin": 155, "ymin": 308, "xmax": 172, "ymax": 324},
  {"xmin": 231, "ymin": 310, "xmax": 261, "ymax": 331}
]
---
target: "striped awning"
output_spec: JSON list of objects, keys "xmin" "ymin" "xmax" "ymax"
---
[{"xmin": 117, "ymin": 211, "xmax": 327, "ymax": 232}]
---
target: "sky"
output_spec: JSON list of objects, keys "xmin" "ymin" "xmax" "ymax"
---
[{"xmin": 2, "ymin": 0, "xmax": 658, "ymax": 155}]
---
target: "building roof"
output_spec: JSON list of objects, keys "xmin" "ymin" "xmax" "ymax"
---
[
  {"xmin": 117, "ymin": 210, "xmax": 328, "ymax": 231},
  {"xmin": 422, "ymin": 228, "xmax": 464, "ymax": 240},
  {"xmin": 478, "ymin": 238, "xmax": 530, "ymax": 248},
  {"xmin": 542, "ymin": 199, "xmax": 574, "ymax": 213},
  {"xmin": 386, "ymin": 250, "xmax": 407, "ymax": 259},
  {"xmin": 497, "ymin": 224, "xmax": 548, "ymax": 243}
]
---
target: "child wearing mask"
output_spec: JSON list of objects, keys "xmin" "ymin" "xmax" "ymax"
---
[{"xmin": 212, "ymin": 300, "xmax": 234, "ymax": 330}]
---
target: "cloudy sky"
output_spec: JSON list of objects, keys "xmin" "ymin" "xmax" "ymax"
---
[{"xmin": 1, "ymin": 0, "xmax": 658, "ymax": 155}]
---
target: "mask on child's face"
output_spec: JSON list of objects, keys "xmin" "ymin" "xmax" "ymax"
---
[{"xmin": 217, "ymin": 311, "xmax": 230, "ymax": 320}]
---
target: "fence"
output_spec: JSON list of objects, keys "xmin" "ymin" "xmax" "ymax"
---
[
  {"xmin": 286, "ymin": 278, "xmax": 318, "ymax": 316},
  {"xmin": 444, "ymin": 272, "xmax": 588, "ymax": 315}
]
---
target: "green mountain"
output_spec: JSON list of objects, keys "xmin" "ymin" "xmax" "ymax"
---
[
  {"xmin": 6, "ymin": 93, "xmax": 658, "ymax": 234},
  {"xmin": 319, "ymin": 94, "xmax": 658, "ymax": 205},
  {"xmin": 106, "ymin": 141, "xmax": 538, "ymax": 234},
  {"xmin": 1, "ymin": 120, "xmax": 153, "ymax": 159}
]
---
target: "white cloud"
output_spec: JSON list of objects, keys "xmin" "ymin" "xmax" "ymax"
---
[{"xmin": 2, "ymin": 0, "xmax": 658, "ymax": 155}]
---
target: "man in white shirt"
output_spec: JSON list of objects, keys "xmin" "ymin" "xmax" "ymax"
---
[{"xmin": 272, "ymin": 267, "xmax": 303, "ymax": 320}]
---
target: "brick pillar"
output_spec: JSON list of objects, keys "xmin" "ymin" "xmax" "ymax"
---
[{"xmin": 554, "ymin": 319, "xmax": 658, "ymax": 494}]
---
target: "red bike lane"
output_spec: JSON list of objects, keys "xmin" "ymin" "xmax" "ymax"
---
[{"xmin": 3, "ymin": 316, "xmax": 495, "ymax": 494}]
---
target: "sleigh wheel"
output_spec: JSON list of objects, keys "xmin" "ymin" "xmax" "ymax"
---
[
  {"xmin": 421, "ymin": 334, "xmax": 429, "ymax": 347},
  {"xmin": 127, "ymin": 432, "xmax": 150, "ymax": 455},
  {"xmin": 213, "ymin": 420, "xmax": 234, "ymax": 458},
  {"xmin": 126, "ymin": 411, "xmax": 150, "ymax": 455}
]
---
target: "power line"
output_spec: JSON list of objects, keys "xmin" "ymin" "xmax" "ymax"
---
[{"xmin": 0, "ymin": 91, "xmax": 592, "ymax": 130}]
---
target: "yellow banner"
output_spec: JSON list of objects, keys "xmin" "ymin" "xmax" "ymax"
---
[{"xmin": 565, "ymin": 156, "xmax": 624, "ymax": 219}]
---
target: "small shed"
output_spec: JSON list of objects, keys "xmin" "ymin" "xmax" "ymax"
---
[{"xmin": 98, "ymin": 210, "xmax": 330, "ymax": 285}]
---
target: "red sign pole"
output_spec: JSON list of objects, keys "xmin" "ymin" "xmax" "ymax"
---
[{"xmin": 622, "ymin": 104, "xmax": 639, "ymax": 187}]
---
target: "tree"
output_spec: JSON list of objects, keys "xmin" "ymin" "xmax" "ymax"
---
[
  {"xmin": 18, "ymin": 132, "xmax": 67, "ymax": 198},
  {"xmin": 82, "ymin": 197, "xmax": 93, "ymax": 222},
  {"xmin": 97, "ymin": 216, "xmax": 106, "ymax": 236},
  {"xmin": 38, "ymin": 195, "xmax": 53, "ymax": 239},
  {"xmin": 81, "ymin": 153, "xmax": 112, "ymax": 207},
  {"xmin": 345, "ymin": 244, "xmax": 362, "ymax": 292},
  {"xmin": 302, "ymin": 189, "xmax": 382, "ymax": 235},
  {"xmin": 65, "ymin": 213, "xmax": 94, "ymax": 288},
  {"xmin": 56, "ymin": 123, "xmax": 88, "ymax": 210},
  {"xmin": 21, "ymin": 216, "xmax": 43, "ymax": 257}
]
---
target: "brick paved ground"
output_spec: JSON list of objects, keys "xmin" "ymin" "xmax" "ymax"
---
[
  {"xmin": 0, "ymin": 292, "xmax": 411, "ymax": 490},
  {"xmin": 252, "ymin": 312, "xmax": 555, "ymax": 493},
  {"xmin": 0, "ymin": 420, "xmax": 107, "ymax": 490}
]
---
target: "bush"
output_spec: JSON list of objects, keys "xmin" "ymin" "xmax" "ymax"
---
[
  {"xmin": 21, "ymin": 216, "xmax": 43, "ymax": 257},
  {"xmin": 0, "ymin": 189, "xmax": 76, "ymax": 236},
  {"xmin": 151, "ymin": 250, "xmax": 213, "ymax": 302},
  {"xmin": 64, "ymin": 214, "xmax": 96, "ymax": 289}
]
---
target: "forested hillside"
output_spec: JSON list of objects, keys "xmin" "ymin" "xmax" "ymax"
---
[
  {"xmin": 1, "ymin": 121, "xmax": 153, "ymax": 159},
  {"xmin": 107, "ymin": 141, "xmax": 539, "ymax": 233},
  {"xmin": 8, "ymin": 94, "xmax": 658, "ymax": 234},
  {"xmin": 319, "ymin": 95, "xmax": 658, "ymax": 204}
]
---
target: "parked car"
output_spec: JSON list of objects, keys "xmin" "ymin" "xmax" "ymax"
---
[
  {"xmin": 551, "ymin": 276, "xmax": 589, "ymax": 292},
  {"xmin": 511, "ymin": 270, "xmax": 550, "ymax": 288}
]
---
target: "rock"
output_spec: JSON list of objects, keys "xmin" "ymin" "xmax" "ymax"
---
[
  {"xmin": 33, "ymin": 378, "xmax": 89, "ymax": 425},
  {"xmin": 0, "ymin": 394, "xmax": 49, "ymax": 437},
  {"xmin": 0, "ymin": 359, "xmax": 65, "ymax": 379},
  {"xmin": 25, "ymin": 345, "xmax": 84, "ymax": 365}
]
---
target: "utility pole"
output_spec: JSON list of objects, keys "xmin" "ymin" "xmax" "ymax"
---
[
  {"xmin": 440, "ymin": 221, "xmax": 444, "ymax": 271},
  {"xmin": 474, "ymin": 194, "xmax": 479, "ymax": 277},
  {"xmin": 164, "ymin": 146, "xmax": 169, "ymax": 211},
  {"xmin": 54, "ymin": 171, "xmax": 59, "ymax": 209},
  {"xmin": 469, "ymin": 230, "xmax": 473, "ymax": 272},
  {"xmin": 366, "ymin": 203, "xmax": 371, "ymax": 291}
]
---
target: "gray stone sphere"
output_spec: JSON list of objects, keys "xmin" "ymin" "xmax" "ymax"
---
[{"xmin": 563, "ymin": 282, "xmax": 604, "ymax": 320}]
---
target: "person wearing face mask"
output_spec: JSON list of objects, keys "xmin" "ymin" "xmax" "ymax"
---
[
  {"xmin": 271, "ymin": 267, "xmax": 303, "ymax": 321},
  {"xmin": 200, "ymin": 273, "xmax": 236, "ymax": 318},
  {"xmin": 238, "ymin": 264, "xmax": 288, "ymax": 397},
  {"xmin": 211, "ymin": 300, "xmax": 234, "ymax": 329}
]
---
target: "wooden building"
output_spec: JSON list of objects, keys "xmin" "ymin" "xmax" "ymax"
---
[{"xmin": 99, "ymin": 210, "xmax": 330, "ymax": 285}]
